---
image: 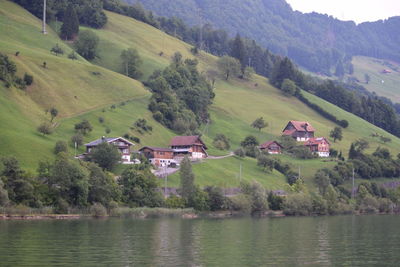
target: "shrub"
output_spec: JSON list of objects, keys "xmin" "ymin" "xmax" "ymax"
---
[
  {"xmin": 187, "ymin": 187, "xmax": 210, "ymax": 211},
  {"xmin": 229, "ymin": 194, "xmax": 252, "ymax": 213},
  {"xmin": 291, "ymin": 146, "xmax": 315, "ymax": 159},
  {"xmin": 50, "ymin": 44, "xmax": 64, "ymax": 56},
  {"xmin": 234, "ymin": 147, "xmax": 245, "ymax": 157},
  {"xmin": 212, "ymin": 134, "xmax": 230, "ymax": 150},
  {"xmin": 37, "ymin": 122, "xmax": 53, "ymax": 135},
  {"xmin": 54, "ymin": 140, "xmax": 68, "ymax": 154},
  {"xmin": 204, "ymin": 186, "xmax": 227, "ymax": 211},
  {"xmin": 90, "ymin": 203, "xmax": 108, "ymax": 217},
  {"xmin": 267, "ymin": 192, "xmax": 284, "ymax": 210},
  {"xmin": 98, "ymin": 117, "xmax": 104, "ymax": 123},
  {"xmin": 165, "ymin": 194, "xmax": 186, "ymax": 209},
  {"xmin": 283, "ymin": 193, "xmax": 313, "ymax": 216},
  {"xmin": 74, "ymin": 30, "xmax": 99, "ymax": 60},
  {"xmin": 23, "ymin": 73, "xmax": 33, "ymax": 85}
]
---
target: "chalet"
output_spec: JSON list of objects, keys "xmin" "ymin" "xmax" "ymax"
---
[
  {"xmin": 259, "ymin": 141, "xmax": 282, "ymax": 154},
  {"xmin": 304, "ymin": 137, "xmax": 330, "ymax": 157},
  {"xmin": 84, "ymin": 137, "xmax": 134, "ymax": 163},
  {"xmin": 139, "ymin": 147, "xmax": 176, "ymax": 167},
  {"xmin": 282, "ymin": 120, "xmax": 315, "ymax": 141},
  {"xmin": 170, "ymin": 135, "xmax": 208, "ymax": 159}
]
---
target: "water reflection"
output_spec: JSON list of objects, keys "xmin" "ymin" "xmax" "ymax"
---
[{"xmin": 1, "ymin": 215, "xmax": 400, "ymax": 266}]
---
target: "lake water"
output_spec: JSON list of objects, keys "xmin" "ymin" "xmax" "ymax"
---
[{"xmin": 0, "ymin": 215, "xmax": 399, "ymax": 266}]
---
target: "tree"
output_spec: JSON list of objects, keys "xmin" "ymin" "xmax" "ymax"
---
[
  {"xmin": 121, "ymin": 48, "xmax": 143, "ymax": 79},
  {"xmin": 119, "ymin": 165, "xmax": 163, "ymax": 207},
  {"xmin": 71, "ymin": 133, "xmax": 84, "ymax": 148},
  {"xmin": 270, "ymin": 57, "xmax": 297, "ymax": 88},
  {"xmin": 315, "ymin": 170, "xmax": 330, "ymax": 195},
  {"xmin": 217, "ymin": 56, "xmax": 240, "ymax": 80},
  {"xmin": 212, "ymin": 134, "xmax": 230, "ymax": 150},
  {"xmin": 37, "ymin": 122, "xmax": 53, "ymax": 136},
  {"xmin": 54, "ymin": 141, "xmax": 68, "ymax": 155},
  {"xmin": 48, "ymin": 153, "xmax": 89, "ymax": 207},
  {"xmin": 74, "ymin": 120, "xmax": 93, "ymax": 135},
  {"xmin": 50, "ymin": 44, "xmax": 64, "ymax": 56},
  {"xmin": 240, "ymin": 181, "xmax": 269, "ymax": 213},
  {"xmin": 0, "ymin": 157, "xmax": 35, "ymax": 206},
  {"xmin": 243, "ymin": 66, "xmax": 255, "ymax": 80},
  {"xmin": 230, "ymin": 34, "xmax": 246, "ymax": 72},
  {"xmin": 179, "ymin": 156, "xmax": 195, "ymax": 201},
  {"xmin": 50, "ymin": 107, "xmax": 58, "ymax": 122},
  {"xmin": 330, "ymin": 127, "xmax": 343, "ymax": 142},
  {"xmin": 0, "ymin": 179, "xmax": 9, "ymax": 206},
  {"xmin": 68, "ymin": 51, "xmax": 78, "ymax": 60},
  {"xmin": 90, "ymin": 142, "xmax": 121, "ymax": 171},
  {"xmin": 281, "ymin": 78, "xmax": 296, "ymax": 96},
  {"xmin": 334, "ymin": 61, "xmax": 345, "ymax": 77},
  {"xmin": 364, "ymin": 73, "xmax": 371, "ymax": 84},
  {"xmin": 23, "ymin": 73, "xmax": 33, "ymax": 85},
  {"xmin": 257, "ymin": 154, "xmax": 275, "ymax": 172},
  {"xmin": 87, "ymin": 163, "xmax": 120, "ymax": 206},
  {"xmin": 60, "ymin": 4, "xmax": 79, "ymax": 40},
  {"xmin": 74, "ymin": 30, "xmax": 99, "ymax": 60},
  {"xmin": 251, "ymin": 117, "xmax": 268, "ymax": 131},
  {"xmin": 241, "ymin": 135, "xmax": 259, "ymax": 147}
]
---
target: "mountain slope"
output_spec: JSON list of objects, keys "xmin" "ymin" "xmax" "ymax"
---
[
  {"xmin": 131, "ymin": 0, "xmax": 400, "ymax": 73},
  {"xmin": 1, "ymin": 1, "xmax": 400, "ymax": 187}
]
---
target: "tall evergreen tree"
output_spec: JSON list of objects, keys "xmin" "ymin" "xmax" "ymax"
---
[
  {"xmin": 270, "ymin": 57, "xmax": 297, "ymax": 88},
  {"xmin": 179, "ymin": 156, "xmax": 195, "ymax": 200},
  {"xmin": 60, "ymin": 5, "xmax": 79, "ymax": 40},
  {"xmin": 230, "ymin": 34, "xmax": 247, "ymax": 73}
]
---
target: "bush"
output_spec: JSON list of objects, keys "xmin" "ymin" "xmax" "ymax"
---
[
  {"xmin": 204, "ymin": 186, "xmax": 227, "ymax": 211},
  {"xmin": 74, "ymin": 30, "xmax": 99, "ymax": 60},
  {"xmin": 50, "ymin": 44, "xmax": 64, "ymax": 56},
  {"xmin": 54, "ymin": 141, "xmax": 68, "ymax": 154},
  {"xmin": 98, "ymin": 117, "xmax": 104, "ymax": 123},
  {"xmin": 291, "ymin": 146, "xmax": 315, "ymax": 159},
  {"xmin": 234, "ymin": 147, "xmax": 245, "ymax": 157},
  {"xmin": 165, "ymin": 194, "xmax": 186, "ymax": 209},
  {"xmin": 283, "ymin": 193, "xmax": 313, "ymax": 216},
  {"xmin": 187, "ymin": 187, "xmax": 209, "ymax": 211},
  {"xmin": 212, "ymin": 134, "xmax": 230, "ymax": 150},
  {"xmin": 37, "ymin": 122, "xmax": 53, "ymax": 135},
  {"xmin": 23, "ymin": 73, "xmax": 33, "ymax": 85},
  {"xmin": 229, "ymin": 194, "xmax": 252, "ymax": 213},
  {"xmin": 267, "ymin": 192, "xmax": 284, "ymax": 210},
  {"xmin": 90, "ymin": 203, "xmax": 108, "ymax": 217}
]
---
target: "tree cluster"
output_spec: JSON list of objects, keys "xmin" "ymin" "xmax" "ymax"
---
[{"xmin": 147, "ymin": 53, "xmax": 214, "ymax": 134}]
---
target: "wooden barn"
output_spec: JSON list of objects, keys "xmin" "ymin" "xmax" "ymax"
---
[
  {"xmin": 259, "ymin": 141, "xmax": 282, "ymax": 154},
  {"xmin": 170, "ymin": 135, "xmax": 208, "ymax": 159}
]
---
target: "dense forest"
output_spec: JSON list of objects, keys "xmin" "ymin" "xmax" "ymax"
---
[{"xmin": 129, "ymin": 0, "xmax": 400, "ymax": 75}]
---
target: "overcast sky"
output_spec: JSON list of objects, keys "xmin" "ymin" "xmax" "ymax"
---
[{"xmin": 285, "ymin": 0, "xmax": 400, "ymax": 23}]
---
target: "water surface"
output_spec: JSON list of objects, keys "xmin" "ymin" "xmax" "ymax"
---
[{"xmin": 0, "ymin": 215, "xmax": 399, "ymax": 266}]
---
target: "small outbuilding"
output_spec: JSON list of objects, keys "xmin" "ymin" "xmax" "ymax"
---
[{"xmin": 259, "ymin": 141, "xmax": 282, "ymax": 154}]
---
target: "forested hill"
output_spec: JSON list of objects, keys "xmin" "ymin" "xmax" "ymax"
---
[{"xmin": 129, "ymin": 0, "xmax": 400, "ymax": 74}]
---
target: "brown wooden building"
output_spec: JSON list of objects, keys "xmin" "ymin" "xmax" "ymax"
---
[
  {"xmin": 139, "ymin": 147, "xmax": 175, "ymax": 167},
  {"xmin": 259, "ymin": 141, "xmax": 282, "ymax": 154},
  {"xmin": 170, "ymin": 135, "xmax": 208, "ymax": 159},
  {"xmin": 304, "ymin": 137, "xmax": 330, "ymax": 157},
  {"xmin": 282, "ymin": 120, "xmax": 315, "ymax": 141}
]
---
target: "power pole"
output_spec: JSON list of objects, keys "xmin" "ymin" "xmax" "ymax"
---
[
  {"xmin": 42, "ymin": 0, "xmax": 47, "ymax": 34},
  {"xmin": 239, "ymin": 163, "xmax": 242, "ymax": 182},
  {"xmin": 351, "ymin": 168, "xmax": 355, "ymax": 199}
]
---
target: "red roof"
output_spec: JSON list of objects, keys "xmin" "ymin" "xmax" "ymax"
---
[
  {"xmin": 170, "ymin": 135, "xmax": 207, "ymax": 149},
  {"xmin": 282, "ymin": 129, "xmax": 296, "ymax": 136},
  {"xmin": 259, "ymin": 141, "xmax": 282, "ymax": 149},
  {"xmin": 139, "ymin": 146, "xmax": 174, "ymax": 152},
  {"xmin": 288, "ymin": 121, "xmax": 315, "ymax": 132},
  {"xmin": 305, "ymin": 137, "xmax": 330, "ymax": 146}
]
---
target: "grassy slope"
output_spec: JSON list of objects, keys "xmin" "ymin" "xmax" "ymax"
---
[
  {"xmin": 1, "ymin": 2, "xmax": 400, "ymax": 189},
  {"xmin": 352, "ymin": 56, "xmax": 400, "ymax": 102}
]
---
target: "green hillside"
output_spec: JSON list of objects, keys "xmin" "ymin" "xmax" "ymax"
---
[
  {"xmin": 352, "ymin": 56, "xmax": 400, "ymax": 102},
  {"xmin": 1, "ymin": 1, "xmax": 400, "ymax": 189}
]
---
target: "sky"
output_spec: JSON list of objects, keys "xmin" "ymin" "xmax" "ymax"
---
[{"xmin": 285, "ymin": 0, "xmax": 400, "ymax": 23}]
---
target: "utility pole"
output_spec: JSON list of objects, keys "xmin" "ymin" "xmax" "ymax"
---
[
  {"xmin": 351, "ymin": 168, "xmax": 355, "ymax": 199},
  {"xmin": 239, "ymin": 163, "xmax": 242, "ymax": 182},
  {"xmin": 42, "ymin": 0, "xmax": 47, "ymax": 34}
]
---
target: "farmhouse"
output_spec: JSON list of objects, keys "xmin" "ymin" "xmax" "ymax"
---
[
  {"xmin": 259, "ymin": 141, "xmax": 282, "ymax": 154},
  {"xmin": 170, "ymin": 135, "xmax": 208, "ymax": 159},
  {"xmin": 139, "ymin": 147, "xmax": 176, "ymax": 167},
  {"xmin": 282, "ymin": 120, "xmax": 315, "ymax": 141},
  {"xmin": 304, "ymin": 137, "xmax": 330, "ymax": 157},
  {"xmin": 84, "ymin": 137, "xmax": 134, "ymax": 163}
]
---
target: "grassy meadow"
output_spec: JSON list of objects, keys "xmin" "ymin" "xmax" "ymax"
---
[
  {"xmin": 2, "ymin": 1, "xmax": 400, "ymax": 189},
  {"xmin": 352, "ymin": 56, "xmax": 400, "ymax": 102}
]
